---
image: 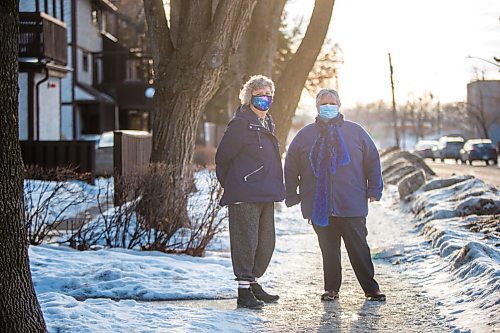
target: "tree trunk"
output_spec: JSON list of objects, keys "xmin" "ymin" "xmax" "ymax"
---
[
  {"xmin": 143, "ymin": 0, "xmax": 257, "ymax": 227},
  {"xmin": 245, "ymin": 0, "xmax": 286, "ymax": 76},
  {"xmin": 204, "ymin": 0, "xmax": 286, "ymax": 123},
  {"xmin": 0, "ymin": 1, "xmax": 47, "ymax": 331},
  {"xmin": 272, "ymin": 0, "xmax": 335, "ymax": 146}
]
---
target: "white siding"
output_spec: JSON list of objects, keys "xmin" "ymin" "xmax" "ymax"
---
[
  {"xmin": 64, "ymin": 0, "xmax": 72, "ymax": 41},
  {"xmin": 18, "ymin": 73, "xmax": 29, "ymax": 140},
  {"xmin": 61, "ymin": 105, "xmax": 74, "ymax": 140},
  {"xmin": 19, "ymin": 0, "xmax": 35, "ymax": 11},
  {"xmin": 77, "ymin": 48, "xmax": 93, "ymax": 85},
  {"xmin": 61, "ymin": 52, "xmax": 73, "ymax": 103},
  {"xmin": 35, "ymin": 73, "xmax": 61, "ymax": 140},
  {"xmin": 76, "ymin": 0, "xmax": 102, "ymax": 86}
]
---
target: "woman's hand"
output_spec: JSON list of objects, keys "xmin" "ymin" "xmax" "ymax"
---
[{"xmin": 369, "ymin": 197, "xmax": 376, "ymax": 202}]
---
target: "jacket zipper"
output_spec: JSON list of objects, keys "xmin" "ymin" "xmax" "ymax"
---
[{"xmin": 243, "ymin": 165, "xmax": 264, "ymax": 182}]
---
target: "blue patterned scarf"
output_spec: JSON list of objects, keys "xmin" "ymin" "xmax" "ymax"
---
[{"xmin": 309, "ymin": 115, "xmax": 351, "ymax": 226}]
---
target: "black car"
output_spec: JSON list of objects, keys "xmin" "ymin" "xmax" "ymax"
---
[
  {"xmin": 460, "ymin": 139, "xmax": 498, "ymax": 165},
  {"xmin": 432, "ymin": 136, "xmax": 465, "ymax": 162}
]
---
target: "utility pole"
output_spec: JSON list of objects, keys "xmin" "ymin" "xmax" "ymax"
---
[
  {"xmin": 437, "ymin": 99, "xmax": 441, "ymax": 135},
  {"xmin": 388, "ymin": 53, "xmax": 400, "ymax": 148}
]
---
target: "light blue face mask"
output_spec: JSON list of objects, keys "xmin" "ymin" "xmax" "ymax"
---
[{"xmin": 319, "ymin": 104, "xmax": 339, "ymax": 119}]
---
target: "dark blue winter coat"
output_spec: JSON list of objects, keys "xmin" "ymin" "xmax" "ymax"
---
[
  {"xmin": 284, "ymin": 119, "xmax": 383, "ymax": 219},
  {"xmin": 215, "ymin": 105, "xmax": 285, "ymax": 206}
]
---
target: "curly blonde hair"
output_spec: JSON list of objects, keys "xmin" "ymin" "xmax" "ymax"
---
[{"xmin": 239, "ymin": 75, "xmax": 275, "ymax": 105}]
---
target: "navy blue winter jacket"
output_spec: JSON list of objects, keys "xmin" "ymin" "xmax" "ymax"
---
[
  {"xmin": 284, "ymin": 119, "xmax": 383, "ymax": 219},
  {"xmin": 215, "ymin": 105, "xmax": 285, "ymax": 206}
]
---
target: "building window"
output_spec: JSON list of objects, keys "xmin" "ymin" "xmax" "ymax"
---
[
  {"xmin": 82, "ymin": 52, "xmax": 89, "ymax": 72},
  {"xmin": 91, "ymin": 6, "xmax": 101, "ymax": 28}
]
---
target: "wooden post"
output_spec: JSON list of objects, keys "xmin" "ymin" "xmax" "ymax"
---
[
  {"xmin": 388, "ymin": 53, "xmax": 400, "ymax": 148},
  {"xmin": 113, "ymin": 131, "xmax": 123, "ymax": 205}
]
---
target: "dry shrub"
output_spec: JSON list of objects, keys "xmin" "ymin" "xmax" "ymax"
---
[
  {"xmin": 24, "ymin": 166, "xmax": 93, "ymax": 245},
  {"xmin": 193, "ymin": 146, "xmax": 217, "ymax": 166},
  {"xmin": 64, "ymin": 163, "xmax": 226, "ymax": 256},
  {"xmin": 183, "ymin": 168, "xmax": 227, "ymax": 256}
]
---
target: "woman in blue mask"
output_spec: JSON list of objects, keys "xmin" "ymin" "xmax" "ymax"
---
[
  {"xmin": 284, "ymin": 88, "xmax": 385, "ymax": 302},
  {"xmin": 215, "ymin": 75, "xmax": 285, "ymax": 309}
]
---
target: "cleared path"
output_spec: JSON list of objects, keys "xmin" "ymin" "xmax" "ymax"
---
[{"xmin": 158, "ymin": 202, "xmax": 466, "ymax": 332}]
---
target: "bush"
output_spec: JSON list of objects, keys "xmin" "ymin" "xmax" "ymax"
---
[
  {"xmin": 23, "ymin": 166, "xmax": 94, "ymax": 245},
  {"xmin": 193, "ymin": 146, "xmax": 217, "ymax": 166},
  {"xmin": 64, "ymin": 164, "xmax": 227, "ymax": 256}
]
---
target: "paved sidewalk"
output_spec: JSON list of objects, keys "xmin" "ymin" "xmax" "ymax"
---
[
  {"xmin": 259, "ymin": 232, "xmax": 456, "ymax": 332},
  {"xmin": 169, "ymin": 200, "xmax": 464, "ymax": 332}
]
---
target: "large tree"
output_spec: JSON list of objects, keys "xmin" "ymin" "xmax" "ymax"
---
[
  {"xmin": 142, "ymin": 0, "xmax": 257, "ymax": 226},
  {"xmin": 0, "ymin": 1, "xmax": 47, "ymax": 331},
  {"xmin": 272, "ymin": 0, "xmax": 335, "ymax": 146},
  {"xmin": 204, "ymin": 0, "xmax": 286, "ymax": 123},
  {"xmin": 205, "ymin": 0, "xmax": 336, "ymax": 146}
]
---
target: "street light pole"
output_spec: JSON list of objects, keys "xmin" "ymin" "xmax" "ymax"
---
[
  {"xmin": 466, "ymin": 56, "xmax": 500, "ymax": 71},
  {"xmin": 388, "ymin": 53, "xmax": 400, "ymax": 148}
]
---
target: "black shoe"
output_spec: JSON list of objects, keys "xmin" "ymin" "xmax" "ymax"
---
[
  {"xmin": 237, "ymin": 288, "xmax": 265, "ymax": 309},
  {"xmin": 251, "ymin": 283, "xmax": 279, "ymax": 303},
  {"xmin": 321, "ymin": 290, "xmax": 339, "ymax": 301},
  {"xmin": 365, "ymin": 290, "xmax": 386, "ymax": 301}
]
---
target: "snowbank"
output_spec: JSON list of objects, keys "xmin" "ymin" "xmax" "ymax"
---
[
  {"xmin": 380, "ymin": 149, "xmax": 500, "ymax": 330},
  {"xmin": 39, "ymin": 292, "xmax": 263, "ymax": 333},
  {"xmin": 30, "ymin": 245, "xmax": 235, "ymax": 301}
]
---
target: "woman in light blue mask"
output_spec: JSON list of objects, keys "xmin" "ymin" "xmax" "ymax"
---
[{"xmin": 284, "ymin": 88, "xmax": 385, "ymax": 302}]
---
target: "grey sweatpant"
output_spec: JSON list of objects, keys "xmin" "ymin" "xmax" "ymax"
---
[{"xmin": 228, "ymin": 202, "xmax": 275, "ymax": 282}]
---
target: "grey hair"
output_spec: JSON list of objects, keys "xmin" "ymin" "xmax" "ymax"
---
[
  {"xmin": 315, "ymin": 88, "xmax": 341, "ymax": 107},
  {"xmin": 239, "ymin": 75, "xmax": 275, "ymax": 105}
]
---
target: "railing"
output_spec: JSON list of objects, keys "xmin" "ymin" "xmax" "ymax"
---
[
  {"xmin": 19, "ymin": 12, "xmax": 68, "ymax": 65},
  {"xmin": 20, "ymin": 141, "xmax": 96, "ymax": 183}
]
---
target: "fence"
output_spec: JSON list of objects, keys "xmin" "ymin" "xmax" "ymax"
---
[
  {"xmin": 113, "ymin": 130, "xmax": 152, "ymax": 204},
  {"xmin": 20, "ymin": 140, "xmax": 96, "ymax": 182}
]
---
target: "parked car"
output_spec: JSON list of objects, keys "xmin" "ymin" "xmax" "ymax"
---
[
  {"xmin": 413, "ymin": 140, "xmax": 439, "ymax": 159},
  {"xmin": 432, "ymin": 136, "xmax": 465, "ymax": 162},
  {"xmin": 95, "ymin": 131, "xmax": 114, "ymax": 176},
  {"xmin": 460, "ymin": 139, "xmax": 498, "ymax": 165}
]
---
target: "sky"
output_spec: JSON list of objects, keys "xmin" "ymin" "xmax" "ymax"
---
[{"xmin": 285, "ymin": 0, "xmax": 500, "ymax": 108}]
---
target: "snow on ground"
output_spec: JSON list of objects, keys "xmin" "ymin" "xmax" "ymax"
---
[
  {"xmin": 39, "ymin": 292, "xmax": 263, "ymax": 333},
  {"xmin": 29, "ymin": 172, "xmax": 500, "ymax": 332},
  {"xmin": 30, "ymin": 245, "xmax": 234, "ymax": 301},
  {"xmin": 401, "ymin": 176, "xmax": 500, "ymax": 331},
  {"xmin": 371, "ymin": 178, "xmax": 499, "ymax": 332},
  {"xmin": 24, "ymin": 177, "xmax": 113, "ymax": 223}
]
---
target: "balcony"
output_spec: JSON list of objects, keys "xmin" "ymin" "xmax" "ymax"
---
[{"xmin": 19, "ymin": 12, "xmax": 68, "ymax": 65}]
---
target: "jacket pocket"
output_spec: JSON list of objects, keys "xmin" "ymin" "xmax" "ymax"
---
[{"xmin": 243, "ymin": 165, "xmax": 264, "ymax": 182}]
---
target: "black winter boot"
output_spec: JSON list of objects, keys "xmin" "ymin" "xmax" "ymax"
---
[
  {"xmin": 237, "ymin": 288, "xmax": 264, "ymax": 309},
  {"xmin": 251, "ymin": 283, "xmax": 279, "ymax": 303}
]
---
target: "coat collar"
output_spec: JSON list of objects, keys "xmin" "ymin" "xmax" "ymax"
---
[{"xmin": 236, "ymin": 105, "xmax": 275, "ymax": 134}]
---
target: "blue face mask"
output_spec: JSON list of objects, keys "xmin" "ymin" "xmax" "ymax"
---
[
  {"xmin": 319, "ymin": 104, "xmax": 339, "ymax": 119},
  {"xmin": 251, "ymin": 95, "xmax": 273, "ymax": 111}
]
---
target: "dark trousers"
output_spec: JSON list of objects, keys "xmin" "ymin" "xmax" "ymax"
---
[
  {"xmin": 228, "ymin": 202, "xmax": 275, "ymax": 282},
  {"xmin": 313, "ymin": 216, "xmax": 379, "ymax": 293}
]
